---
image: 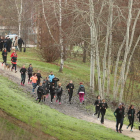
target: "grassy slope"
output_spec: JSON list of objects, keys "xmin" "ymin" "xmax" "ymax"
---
[
  {"xmin": 1, "ymin": 48, "xmax": 139, "ymax": 129},
  {"xmin": 0, "ymin": 75, "xmax": 133, "ymax": 140},
  {"xmin": 0, "ymin": 117, "xmax": 37, "ymax": 140}
]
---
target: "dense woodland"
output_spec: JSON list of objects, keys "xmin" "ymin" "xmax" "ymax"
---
[{"xmin": 0, "ymin": 0, "xmax": 140, "ymax": 106}]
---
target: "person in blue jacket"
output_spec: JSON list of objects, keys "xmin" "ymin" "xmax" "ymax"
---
[{"xmin": 48, "ymin": 71, "xmax": 55, "ymax": 83}]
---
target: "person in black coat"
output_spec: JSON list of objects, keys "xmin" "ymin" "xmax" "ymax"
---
[
  {"xmin": 37, "ymin": 70, "xmax": 42, "ymax": 85},
  {"xmin": 7, "ymin": 38, "xmax": 12, "ymax": 52},
  {"xmin": 42, "ymin": 78, "xmax": 50, "ymax": 102},
  {"xmin": 20, "ymin": 65, "xmax": 27, "ymax": 86},
  {"xmin": 0, "ymin": 36, "xmax": 4, "ymax": 51},
  {"xmin": 2, "ymin": 48, "xmax": 7, "ymax": 65},
  {"xmin": 28, "ymin": 64, "xmax": 33, "ymax": 84},
  {"xmin": 93, "ymin": 95, "xmax": 102, "ymax": 119},
  {"xmin": 66, "ymin": 80, "xmax": 74, "ymax": 104},
  {"xmin": 127, "ymin": 105, "xmax": 135, "ymax": 132},
  {"xmin": 56, "ymin": 83, "xmax": 63, "ymax": 105},
  {"xmin": 18, "ymin": 38, "xmax": 24, "ymax": 52},
  {"xmin": 114, "ymin": 103, "xmax": 124, "ymax": 133},
  {"xmin": 100, "ymin": 99, "xmax": 108, "ymax": 124},
  {"xmin": 52, "ymin": 77, "xmax": 59, "ymax": 88},
  {"xmin": 36, "ymin": 83, "xmax": 44, "ymax": 103},
  {"xmin": 137, "ymin": 111, "xmax": 140, "ymax": 122},
  {"xmin": 49, "ymin": 82, "xmax": 55, "ymax": 103}
]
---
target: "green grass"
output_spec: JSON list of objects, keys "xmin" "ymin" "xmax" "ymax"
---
[
  {"xmin": 0, "ymin": 75, "xmax": 133, "ymax": 140},
  {"xmin": 1, "ymin": 48, "xmax": 139, "ymax": 130},
  {"xmin": 0, "ymin": 117, "xmax": 38, "ymax": 140}
]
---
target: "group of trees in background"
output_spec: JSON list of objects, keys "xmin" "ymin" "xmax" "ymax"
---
[{"xmin": 0, "ymin": 0, "xmax": 140, "ymax": 103}]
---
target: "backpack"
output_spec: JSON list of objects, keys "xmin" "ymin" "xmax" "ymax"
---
[{"xmin": 79, "ymin": 86, "xmax": 85, "ymax": 92}]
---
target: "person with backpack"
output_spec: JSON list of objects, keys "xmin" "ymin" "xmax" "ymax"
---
[
  {"xmin": 93, "ymin": 95, "xmax": 102, "ymax": 120},
  {"xmin": 11, "ymin": 52, "xmax": 17, "ymax": 73},
  {"xmin": 37, "ymin": 70, "xmax": 42, "ymax": 86},
  {"xmin": 66, "ymin": 80, "xmax": 74, "ymax": 104},
  {"xmin": 114, "ymin": 103, "xmax": 124, "ymax": 133},
  {"xmin": 20, "ymin": 65, "xmax": 27, "ymax": 86},
  {"xmin": 30, "ymin": 73, "xmax": 38, "ymax": 94},
  {"xmin": 56, "ymin": 83, "xmax": 63, "ymax": 105},
  {"xmin": 48, "ymin": 71, "xmax": 55, "ymax": 83},
  {"xmin": 77, "ymin": 82, "xmax": 85, "ymax": 104},
  {"xmin": 36, "ymin": 83, "xmax": 43, "ymax": 103},
  {"xmin": 2, "ymin": 48, "xmax": 7, "ymax": 66},
  {"xmin": 100, "ymin": 99, "xmax": 108, "ymax": 124},
  {"xmin": 127, "ymin": 105, "xmax": 135, "ymax": 132},
  {"xmin": 28, "ymin": 64, "xmax": 33, "ymax": 84}
]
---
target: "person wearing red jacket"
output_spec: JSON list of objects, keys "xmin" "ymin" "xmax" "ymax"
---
[
  {"xmin": 10, "ymin": 50, "xmax": 16, "ymax": 58},
  {"xmin": 11, "ymin": 52, "xmax": 17, "ymax": 73}
]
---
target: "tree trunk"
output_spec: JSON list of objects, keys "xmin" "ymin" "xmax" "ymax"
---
[
  {"xmin": 89, "ymin": 0, "xmax": 96, "ymax": 93},
  {"xmin": 83, "ymin": 41, "xmax": 87, "ymax": 63},
  {"xmin": 59, "ymin": 0, "xmax": 64, "ymax": 72}
]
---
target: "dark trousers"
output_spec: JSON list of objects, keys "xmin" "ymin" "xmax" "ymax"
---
[
  {"xmin": 57, "ymin": 94, "xmax": 62, "ymax": 102},
  {"xmin": 50, "ymin": 92, "xmax": 55, "ymax": 102},
  {"xmin": 18, "ymin": 44, "xmax": 22, "ymax": 52},
  {"xmin": 21, "ymin": 74, "xmax": 26, "ymax": 84},
  {"xmin": 116, "ymin": 118, "xmax": 123, "ymax": 131},
  {"xmin": 2, "ymin": 56, "xmax": 7, "ymax": 64},
  {"xmin": 12, "ymin": 64, "xmax": 17, "ymax": 71},
  {"xmin": 128, "ymin": 117, "xmax": 134, "ymax": 129},
  {"xmin": 37, "ymin": 78, "xmax": 41, "ymax": 85},
  {"xmin": 68, "ymin": 91, "xmax": 73, "ymax": 102},
  {"xmin": 28, "ymin": 74, "xmax": 32, "ymax": 82},
  {"xmin": 94, "ymin": 106, "xmax": 100, "ymax": 118},
  {"xmin": 101, "ymin": 109, "xmax": 106, "ymax": 123}
]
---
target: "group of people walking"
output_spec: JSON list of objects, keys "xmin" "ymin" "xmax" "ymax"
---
[
  {"xmin": 0, "ymin": 36, "xmax": 24, "ymax": 52},
  {"xmin": 93, "ymin": 95, "xmax": 140, "ymax": 132},
  {"xmin": 1, "ymin": 49, "xmax": 140, "ymax": 134}
]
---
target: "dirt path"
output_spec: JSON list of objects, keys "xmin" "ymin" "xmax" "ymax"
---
[{"xmin": 0, "ymin": 64, "xmax": 139, "ymax": 140}]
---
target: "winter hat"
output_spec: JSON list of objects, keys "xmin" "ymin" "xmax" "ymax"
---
[
  {"xmin": 119, "ymin": 103, "xmax": 122, "ymax": 106},
  {"xmin": 80, "ymin": 82, "xmax": 83, "ymax": 85}
]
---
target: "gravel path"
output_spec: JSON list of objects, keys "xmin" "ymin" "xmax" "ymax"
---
[{"xmin": 0, "ymin": 64, "xmax": 139, "ymax": 140}]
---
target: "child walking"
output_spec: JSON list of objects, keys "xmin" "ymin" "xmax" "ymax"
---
[
  {"xmin": 2, "ymin": 48, "xmax": 7, "ymax": 66},
  {"xmin": 11, "ymin": 51, "xmax": 17, "ymax": 73},
  {"xmin": 56, "ymin": 83, "xmax": 63, "ymax": 105},
  {"xmin": 20, "ymin": 65, "xmax": 27, "ymax": 86},
  {"xmin": 100, "ymin": 99, "xmax": 108, "ymax": 124},
  {"xmin": 127, "ymin": 105, "xmax": 135, "ymax": 132},
  {"xmin": 66, "ymin": 80, "xmax": 74, "ymax": 104},
  {"xmin": 77, "ymin": 82, "xmax": 85, "ymax": 104}
]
